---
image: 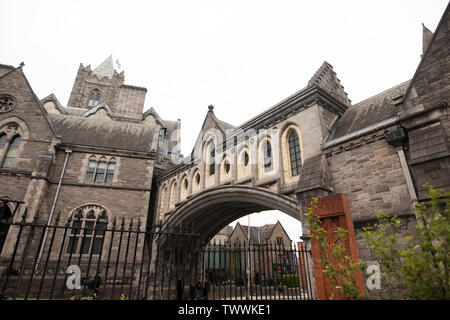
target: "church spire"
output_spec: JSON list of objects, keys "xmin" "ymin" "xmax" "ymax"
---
[{"xmin": 92, "ymin": 55, "xmax": 115, "ymax": 80}]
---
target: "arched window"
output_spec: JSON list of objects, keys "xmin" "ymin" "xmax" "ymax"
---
[
  {"xmin": 180, "ymin": 176, "xmax": 189, "ymax": 201},
  {"xmin": 85, "ymin": 156, "xmax": 116, "ymax": 184},
  {"xmin": 192, "ymin": 170, "xmax": 201, "ymax": 194},
  {"xmin": 0, "ymin": 134, "xmax": 6, "ymax": 161},
  {"xmin": 105, "ymin": 161, "xmax": 116, "ymax": 185},
  {"xmin": 209, "ymin": 144, "xmax": 215, "ymax": 176},
  {"xmin": 66, "ymin": 205, "xmax": 108, "ymax": 255},
  {"xmin": 0, "ymin": 203, "xmax": 12, "ymax": 254},
  {"xmin": 160, "ymin": 185, "xmax": 167, "ymax": 217},
  {"xmin": 195, "ymin": 173, "xmax": 201, "ymax": 185},
  {"xmin": 94, "ymin": 159, "xmax": 107, "ymax": 183},
  {"xmin": 85, "ymin": 158, "xmax": 97, "ymax": 183},
  {"xmin": 87, "ymin": 89, "xmax": 100, "ymax": 108},
  {"xmin": 169, "ymin": 181, "xmax": 177, "ymax": 209},
  {"xmin": 224, "ymin": 160, "xmax": 231, "ymax": 174},
  {"xmin": 1, "ymin": 135, "xmax": 21, "ymax": 168},
  {"xmin": 288, "ymin": 130, "xmax": 302, "ymax": 176},
  {"xmin": 263, "ymin": 140, "xmax": 273, "ymax": 172},
  {"xmin": 243, "ymin": 151, "xmax": 249, "ymax": 167}
]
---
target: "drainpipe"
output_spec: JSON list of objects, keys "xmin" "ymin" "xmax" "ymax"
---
[
  {"xmin": 396, "ymin": 148, "xmax": 419, "ymax": 219},
  {"xmin": 36, "ymin": 149, "xmax": 72, "ymax": 270},
  {"xmin": 386, "ymin": 129, "xmax": 419, "ymax": 220}
]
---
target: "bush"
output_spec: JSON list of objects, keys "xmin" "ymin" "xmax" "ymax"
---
[
  {"xmin": 362, "ymin": 184, "xmax": 449, "ymax": 300},
  {"xmin": 281, "ymin": 274, "xmax": 300, "ymax": 287}
]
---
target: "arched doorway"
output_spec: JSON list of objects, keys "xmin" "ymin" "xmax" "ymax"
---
[
  {"xmin": 161, "ymin": 185, "xmax": 303, "ymax": 244},
  {"xmin": 0, "ymin": 203, "xmax": 12, "ymax": 255},
  {"xmin": 154, "ymin": 185, "xmax": 315, "ymax": 300}
]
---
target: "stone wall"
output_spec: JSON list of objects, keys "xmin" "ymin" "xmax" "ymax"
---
[
  {"xmin": 326, "ymin": 135, "xmax": 413, "ymax": 223},
  {"xmin": 325, "ymin": 134, "xmax": 419, "ymax": 298}
]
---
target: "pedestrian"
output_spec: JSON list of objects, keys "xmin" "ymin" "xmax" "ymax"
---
[
  {"xmin": 92, "ymin": 271, "xmax": 102, "ymax": 299},
  {"xmin": 176, "ymin": 278, "xmax": 184, "ymax": 300},
  {"xmin": 195, "ymin": 280, "xmax": 202, "ymax": 300},
  {"xmin": 202, "ymin": 277, "xmax": 210, "ymax": 300},
  {"xmin": 189, "ymin": 281, "xmax": 196, "ymax": 300}
]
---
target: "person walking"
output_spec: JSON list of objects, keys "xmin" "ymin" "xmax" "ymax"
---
[
  {"xmin": 92, "ymin": 271, "xmax": 102, "ymax": 300},
  {"xmin": 202, "ymin": 277, "xmax": 210, "ymax": 300},
  {"xmin": 195, "ymin": 280, "xmax": 202, "ymax": 300}
]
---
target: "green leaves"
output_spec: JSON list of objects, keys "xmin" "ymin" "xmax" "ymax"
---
[
  {"xmin": 306, "ymin": 198, "xmax": 364, "ymax": 300},
  {"xmin": 362, "ymin": 185, "xmax": 449, "ymax": 300}
]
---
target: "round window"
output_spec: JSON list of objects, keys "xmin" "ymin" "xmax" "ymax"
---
[{"xmin": 0, "ymin": 95, "xmax": 16, "ymax": 113}]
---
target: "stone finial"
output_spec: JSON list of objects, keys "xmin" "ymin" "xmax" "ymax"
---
[
  {"xmin": 208, "ymin": 105, "xmax": 214, "ymax": 112},
  {"xmin": 422, "ymin": 23, "xmax": 434, "ymax": 56}
]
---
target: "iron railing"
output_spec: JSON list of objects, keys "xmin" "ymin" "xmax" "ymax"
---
[{"xmin": 0, "ymin": 203, "xmax": 315, "ymax": 300}]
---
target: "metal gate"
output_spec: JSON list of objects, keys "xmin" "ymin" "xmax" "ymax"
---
[{"xmin": 0, "ymin": 201, "xmax": 315, "ymax": 300}]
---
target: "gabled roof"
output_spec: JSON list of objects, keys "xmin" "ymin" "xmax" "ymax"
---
[
  {"xmin": 40, "ymin": 93, "xmax": 67, "ymax": 114},
  {"xmin": 1, "ymin": 64, "xmax": 58, "ymax": 138},
  {"xmin": 143, "ymin": 107, "xmax": 166, "ymax": 127},
  {"xmin": 327, "ymin": 80, "xmax": 410, "ymax": 140},
  {"xmin": 307, "ymin": 61, "xmax": 351, "ymax": 107},
  {"xmin": 201, "ymin": 105, "xmax": 235, "ymax": 133},
  {"xmin": 190, "ymin": 105, "xmax": 235, "ymax": 157},
  {"xmin": 47, "ymin": 113, "xmax": 159, "ymax": 153},
  {"xmin": 230, "ymin": 222, "xmax": 278, "ymax": 244},
  {"xmin": 400, "ymin": 2, "xmax": 450, "ymax": 107},
  {"xmin": 81, "ymin": 102, "xmax": 114, "ymax": 118},
  {"xmin": 92, "ymin": 55, "xmax": 115, "ymax": 80}
]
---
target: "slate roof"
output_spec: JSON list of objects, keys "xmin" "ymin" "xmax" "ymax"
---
[
  {"xmin": 48, "ymin": 113, "xmax": 159, "ymax": 153},
  {"xmin": 296, "ymin": 154, "xmax": 333, "ymax": 194},
  {"xmin": 307, "ymin": 61, "xmax": 351, "ymax": 107},
  {"xmin": 328, "ymin": 80, "xmax": 411, "ymax": 140},
  {"xmin": 237, "ymin": 224, "xmax": 276, "ymax": 244},
  {"xmin": 40, "ymin": 93, "xmax": 67, "ymax": 114},
  {"xmin": 63, "ymin": 106, "xmax": 86, "ymax": 117}
]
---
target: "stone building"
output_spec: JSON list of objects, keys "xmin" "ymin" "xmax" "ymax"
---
[
  {"xmin": 227, "ymin": 221, "xmax": 291, "ymax": 248},
  {"xmin": 0, "ymin": 4, "xmax": 449, "ymax": 299},
  {"xmin": 0, "ymin": 55, "xmax": 180, "ymax": 264},
  {"xmin": 205, "ymin": 221, "xmax": 293, "ymax": 283}
]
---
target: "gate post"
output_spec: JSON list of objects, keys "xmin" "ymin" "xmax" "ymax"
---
[{"xmin": 306, "ymin": 193, "xmax": 364, "ymax": 300}]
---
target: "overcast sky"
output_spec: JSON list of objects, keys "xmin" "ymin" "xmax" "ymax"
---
[{"xmin": 1, "ymin": 0, "xmax": 448, "ymax": 242}]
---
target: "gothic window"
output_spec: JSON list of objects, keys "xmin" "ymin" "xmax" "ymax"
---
[
  {"xmin": 94, "ymin": 160, "xmax": 107, "ymax": 183},
  {"xmin": 180, "ymin": 176, "xmax": 189, "ymax": 201},
  {"xmin": 224, "ymin": 160, "xmax": 231, "ymax": 174},
  {"xmin": 195, "ymin": 172, "xmax": 200, "ymax": 185},
  {"xmin": 0, "ymin": 134, "xmax": 6, "ymax": 163},
  {"xmin": 1, "ymin": 135, "xmax": 21, "ymax": 168},
  {"xmin": 169, "ymin": 181, "xmax": 177, "ymax": 209},
  {"xmin": 243, "ymin": 151, "xmax": 249, "ymax": 167},
  {"xmin": 85, "ymin": 156, "xmax": 116, "ymax": 185},
  {"xmin": 66, "ymin": 206, "xmax": 108, "ymax": 255},
  {"xmin": 276, "ymin": 237, "xmax": 283, "ymax": 245},
  {"xmin": 288, "ymin": 130, "xmax": 302, "ymax": 177},
  {"xmin": 0, "ymin": 95, "xmax": 16, "ymax": 113},
  {"xmin": 87, "ymin": 89, "xmax": 100, "ymax": 108},
  {"xmin": 105, "ymin": 161, "xmax": 116, "ymax": 185},
  {"xmin": 160, "ymin": 185, "xmax": 167, "ymax": 216},
  {"xmin": 85, "ymin": 159, "xmax": 96, "ymax": 183},
  {"xmin": 263, "ymin": 140, "xmax": 273, "ymax": 172},
  {"xmin": 209, "ymin": 144, "xmax": 215, "ymax": 176}
]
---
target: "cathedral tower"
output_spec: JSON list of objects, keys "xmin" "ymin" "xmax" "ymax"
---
[{"xmin": 67, "ymin": 55, "xmax": 147, "ymax": 122}]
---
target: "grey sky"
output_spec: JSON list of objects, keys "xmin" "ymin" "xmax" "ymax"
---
[{"xmin": 1, "ymin": 0, "xmax": 447, "ymax": 242}]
